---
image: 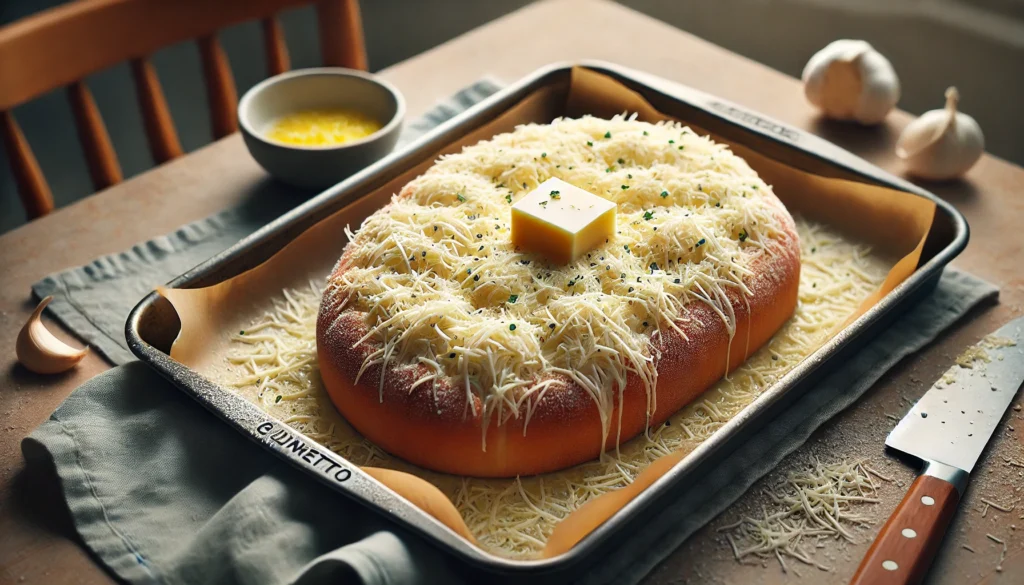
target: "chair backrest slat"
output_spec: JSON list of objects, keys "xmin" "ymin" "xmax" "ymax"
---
[
  {"xmin": 197, "ymin": 34, "xmax": 238, "ymax": 139},
  {"xmin": 130, "ymin": 57, "xmax": 183, "ymax": 163},
  {"xmin": 0, "ymin": 0, "xmax": 367, "ymax": 220},
  {"xmin": 0, "ymin": 110, "xmax": 54, "ymax": 219},
  {"xmin": 68, "ymin": 80, "xmax": 123, "ymax": 190},
  {"xmin": 317, "ymin": 0, "xmax": 367, "ymax": 70},
  {"xmin": 262, "ymin": 17, "xmax": 290, "ymax": 75}
]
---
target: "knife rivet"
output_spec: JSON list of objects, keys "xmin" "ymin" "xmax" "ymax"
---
[
  {"xmin": 902, "ymin": 528, "xmax": 917, "ymax": 538},
  {"xmin": 921, "ymin": 496, "xmax": 935, "ymax": 506},
  {"xmin": 882, "ymin": 560, "xmax": 899, "ymax": 571}
]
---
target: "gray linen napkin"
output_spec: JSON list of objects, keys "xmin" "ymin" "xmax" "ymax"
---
[
  {"xmin": 23, "ymin": 269, "xmax": 997, "ymax": 585},
  {"xmin": 31, "ymin": 78, "xmax": 503, "ymax": 365}
]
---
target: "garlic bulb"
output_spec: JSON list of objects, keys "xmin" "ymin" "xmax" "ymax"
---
[
  {"xmin": 896, "ymin": 87, "xmax": 984, "ymax": 181},
  {"xmin": 802, "ymin": 40, "xmax": 900, "ymax": 125},
  {"xmin": 16, "ymin": 296, "xmax": 88, "ymax": 374}
]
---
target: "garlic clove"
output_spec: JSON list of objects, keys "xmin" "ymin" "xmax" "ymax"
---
[
  {"xmin": 16, "ymin": 296, "xmax": 89, "ymax": 374},
  {"xmin": 802, "ymin": 40, "xmax": 900, "ymax": 125},
  {"xmin": 896, "ymin": 87, "xmax": 985, "ymax": 181}
]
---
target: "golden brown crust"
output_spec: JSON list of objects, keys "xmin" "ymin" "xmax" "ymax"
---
[{"xmin": 317, "ymin": 209, "xmax": 801, "ymax": 478}]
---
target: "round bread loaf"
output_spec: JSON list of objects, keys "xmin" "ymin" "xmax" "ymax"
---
[{"xmin": 318, "ymin": 116, "xmax": 800, "ymax": 477}]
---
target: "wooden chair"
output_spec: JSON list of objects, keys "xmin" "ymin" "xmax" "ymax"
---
[{"xmin": 0, "ymin": 0, "xmax": 367, "ymax": 220}]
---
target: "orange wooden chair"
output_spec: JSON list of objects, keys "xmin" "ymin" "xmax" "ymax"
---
[{"xmin": 0, "ymin": 0, "xmax": 367, "ymax": 220}]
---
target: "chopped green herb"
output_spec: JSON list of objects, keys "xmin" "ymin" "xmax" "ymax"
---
[
  {"xmin": 623, "ymin": 244, "xmax": 630, "ymax": 252},
  {"xmin": 604, "ymin": 131, "xmax": 612, "ymax": 139},
  {"xmin": 678, "ymin": 145, "xmax": 684, "ymax": 150},
  {"xmin": 505, "ymin": 194, "xmax": 512, "ymax": 204},
  {"xmin": 621, "ymin": 185, "xmax": 630, "ymax": 190},
  {"xmin": 509, "ymin": 323, "xmax": 517, "ymax": 331},
  {"xmin": 696, "ymin": 238, "xmax": 706, "ymax": 247},
  {"xmin": 539, "ymin": 201, "xmax": 549, "ymax": 208},
  {"xmin": 239, "ymin": 330, "xmax": 245, "ymax": 335},
  {"xmin": 456, "ymin": 193, "xmax": 466, "ymax": 202},
  {"xmin": 738, "ymin": 229, "xmax": 748, "ymax": 242},
  {"xmin": 668, "ymin": 139, "xmax": 675, "ymax": 144},
  {"xmin": 449, "ymin": 352, "xmax": 456, "ymax": 358},
  {"xmin": 587, "ymin": 141, "xmax": 594, "ymax": 147},
  {"xmin": 549, "ymin": 323, "xmax": 556, "ymax": 329},
  {"xmin": 467, "ymin": 268, "xmax": 472, "ymax": 274},
  {"xmin": 617, "ymin": 158, "xmax": 625, "ymax": 165},
  {"xmin": 643, "ymin": 210, "xmax": 654, "ymax": 221},
  {"xmin": 508, "ymin": 294, "xmax": 518, "ymax": 304},
  {"xmin": 541, "ymin": 152, "xmax": 547, "ymax": 158},
  {"xmin": 275, "ymin": 395, "xmax": 282, "ymax": 403},
  {"xmin": 643, "ymin": 130, "xmax": 649, "ymax": 136},
  {"xmin": 649, "ymin": 262, "xmax": 659, "ymax": 271},
  {"xmin": 549, "ymin": 190, "xmax": 561, "ymax": 199}
]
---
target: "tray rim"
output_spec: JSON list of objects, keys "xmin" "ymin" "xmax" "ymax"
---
[{"xmin": 125, "ymin": 61, "xmax": 969, "ymax": 577}]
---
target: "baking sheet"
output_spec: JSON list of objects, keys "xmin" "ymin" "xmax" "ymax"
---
[{"xmin": 158, "ymin": 67, "xmax": 936, "ymax": 557}]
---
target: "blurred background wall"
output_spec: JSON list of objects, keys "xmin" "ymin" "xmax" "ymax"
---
[{"xmin": 2, "ymin": 0, "xmax": 1022, "ymax": 234}]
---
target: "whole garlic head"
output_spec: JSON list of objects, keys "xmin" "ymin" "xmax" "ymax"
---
[
  {"xmin": 802, "ymin": 40, "xmax": 900, "ymax": 125},
  {"xmin": 896, "ymin": 87, "xmax": 984, "ymax": 181}
]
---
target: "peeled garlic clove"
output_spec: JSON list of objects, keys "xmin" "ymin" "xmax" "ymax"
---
[
  {"xmin": 802, "ymin": 40, "xmax": 900, "ymax": 125},
  {"xmin": 16, "ymin": 296, "xmax": 88, "ymax": 374},
  {"xmin": 896, "ymin": 87, "xmax": 984, "ymax": 181}
]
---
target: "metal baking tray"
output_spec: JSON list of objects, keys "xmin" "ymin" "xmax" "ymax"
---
[{"xmin": 126, "ymin": 62, "xmax": 968, "ymax": 582}]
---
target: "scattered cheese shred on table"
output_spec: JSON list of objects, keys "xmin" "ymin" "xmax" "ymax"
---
[
  {"xmin": 218, "ymin": 217, "xmax": 890, "ymax": 559},
  {"xmin": 719, "ymin": 458, "xmax": 883, "ymax": 573}
]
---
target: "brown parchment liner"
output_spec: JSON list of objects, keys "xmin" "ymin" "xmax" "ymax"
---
[{"xmin": 160, "ymin": 68, "xmax": 936, "ymax": 557}]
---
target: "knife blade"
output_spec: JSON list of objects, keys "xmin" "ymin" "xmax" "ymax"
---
[{"xmin": 850, "ymin": 316, "xmax": 1024, "ymax": 585}]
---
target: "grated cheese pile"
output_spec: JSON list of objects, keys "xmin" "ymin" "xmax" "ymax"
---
[
  {"xmin": 220, "ymin": 217, "xmax": 890, "ymax": 559},
  {"xmin": 719, "ymin": 458, "xmax": 886, "ymax": 573},
  {"xmin": 321, "ymin": 115, "xmax": 792, "ymax": 448},
  {"xmin": 939, "ymin": 333, "xmax": 1018, "ymax": 386}
]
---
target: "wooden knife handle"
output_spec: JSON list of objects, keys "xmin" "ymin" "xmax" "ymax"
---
[{"xmin": 849, "ymin": 475, "xmax": 959, "ymax": 585}]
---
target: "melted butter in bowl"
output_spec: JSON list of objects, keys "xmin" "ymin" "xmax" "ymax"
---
[
  {"xmin": 239, "ymin": 68, "xmax": 404, "ymax": 188},
  {"xmin": 265, "ymin": 109, "xmax": 383, "ymax": 147}
]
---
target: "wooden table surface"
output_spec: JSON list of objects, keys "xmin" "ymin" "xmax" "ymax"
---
[{"xmin": 2, "ymin": 1, "xmax": 1022, "ymax": 583}]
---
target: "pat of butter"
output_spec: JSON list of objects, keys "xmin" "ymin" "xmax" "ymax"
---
[{"xmin": 511, "ymin": 178, "xmax": 616, "ymax": 264}]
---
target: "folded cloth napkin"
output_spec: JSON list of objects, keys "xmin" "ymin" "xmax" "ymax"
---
[
  {"xmin": 23, "ymin": 269, "xmax": 997, "ymax": 585},
  {"xmin": 31, "ymin": 78, "xmax": 504, "ymax": 365}
]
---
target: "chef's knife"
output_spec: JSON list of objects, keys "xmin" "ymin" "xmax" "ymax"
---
[{"xmin": 850, "ymin": 316, "xmax": 1024, "ymax": 585}]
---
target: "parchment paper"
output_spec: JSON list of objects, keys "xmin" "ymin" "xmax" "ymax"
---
[{"xmin": 159, "ymin": 68, "xmax": 936, "ymax": 557}]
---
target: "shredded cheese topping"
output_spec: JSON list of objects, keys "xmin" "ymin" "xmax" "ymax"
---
[
  {"xmin": 221, "ymin": 218, "xmax": 889, "ymax": 559},
  {"xmin": 321, "ymin": 115, "xmax": 793, "ymax": 448}
]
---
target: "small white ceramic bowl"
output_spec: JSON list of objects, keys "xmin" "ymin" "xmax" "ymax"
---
[{"xmin": 238, "ymin": 68, "xmax": 405, "ymax": 189}]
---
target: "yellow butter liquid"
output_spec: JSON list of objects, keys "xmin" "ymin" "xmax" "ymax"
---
[{"xmin": 265, "ymin": 109, "xmax": 383, "ymax": 146}]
